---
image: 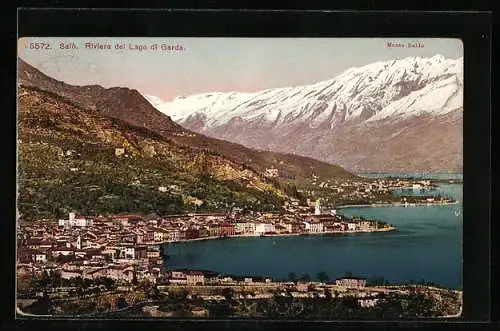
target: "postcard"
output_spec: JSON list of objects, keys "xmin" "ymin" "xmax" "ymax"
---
[{"xmin": 16, "ymin": 37, "xmax": 463, "ymax": 319}]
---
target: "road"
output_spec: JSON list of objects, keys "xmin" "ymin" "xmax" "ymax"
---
[{"xmin": 16, "ymin": 306, "xmax": 52, "ymax": 318}]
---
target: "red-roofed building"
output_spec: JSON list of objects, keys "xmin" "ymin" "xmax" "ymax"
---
[
  {"xmin": 184, "ymin": 228, "xmax": 200, "ymax": 240},
  {"xmin": 220, "ymin": 223, "xmax": 236, "ymax": 236}
]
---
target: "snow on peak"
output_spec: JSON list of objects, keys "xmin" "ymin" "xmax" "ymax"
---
[
  {"xmin": 144, "ymin": 94, "xmax": 165, "ymax": 108},
  {"xmin": 144, "ymin": 55, "xmax": 463, "ymax": 129}
]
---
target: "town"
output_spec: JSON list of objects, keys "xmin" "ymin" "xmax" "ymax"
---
[
  {"xmin": 16, "ymin": 178, "xmax": 459, "ymax": 317},
  {"xmin": 17, "ymin": 202, "xmax": 394, "ymax": 287}
]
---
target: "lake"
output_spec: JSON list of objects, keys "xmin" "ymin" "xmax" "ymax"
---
[{"xmin": 164, "ymin": 177, "xmax": 462, "ymax": 289}]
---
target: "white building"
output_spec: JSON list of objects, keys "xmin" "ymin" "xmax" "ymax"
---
[
  {"xmin": 117, "ymin": 247, "xmax": 136, "ymax": 259},
  {"xmin": 168, "ymin": 230, "xmax": 181, "ymax": 241},
  {"xmin": 186, "ymin": 272, "xmax": 205, "ymax": 285},
  {"xmin": 34, "ymin": 253, "xmax": 47, "ymax": 263},
  {"xmin": 243, "ymin": 222, "xmax": 257, "ymax": 234},
  {"xmin": 303, "ymin": 221, "xmax": 324, "ymax": 233},
  {"xmin": 315, "ymin": 200, "xmax": 321, "ymax": 215},
  {"xmin": 283, "ymin": 223, "xmax": 293, "ymax": 233},
  {"xmin": 125, "ymin": 247, "xmax": 136, "ymax": 259},
  {"xmin": 235, "ymin": 223, "xmax": 246, "ymax": 234},
  {"xmin": 58, "ymin": 212, "xmax": 93, "ymax": 228},
  {"xmin": 61, "ymin": 269, "xmax": 83, "ymax": 279},
  {"xmin": 255, "ymin": 223, "xmax": 275, "ymax": 235},
  {"xmin": 358, "ymin": 298, "xmax": 379, "ymax": 308},
  {"xmin": 74, "ymin": 218, "xmax": 92, "ymax": 227},
  {"xmin": 310, "ymin": 222, "xmax": 324, "ymax": 233},
  {"xmin": 347, "ymin": 222, "xmax": 357, "ymax": 231}
]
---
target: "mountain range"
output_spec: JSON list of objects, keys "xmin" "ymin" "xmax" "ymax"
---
[
  {"xmin": 145, "ymin": 55, "xmax": 463, "ymax": 172},
  {"xmin": 17, "ymin": 59, "xmax": 357, "ymax": 220}
]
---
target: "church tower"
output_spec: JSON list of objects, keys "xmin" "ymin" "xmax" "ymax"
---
[{"xmin": 315, "ymin": 199, "xmax": 321, "ymax": 215}]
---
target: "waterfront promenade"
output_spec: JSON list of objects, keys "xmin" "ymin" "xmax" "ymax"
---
[
  {"xmin": 162, "ymin": 225, "xmax": 397, "ymax": 245},
  {"xmin": 336, "ymin": 200, "xmax": 459, "ymax": 209}
]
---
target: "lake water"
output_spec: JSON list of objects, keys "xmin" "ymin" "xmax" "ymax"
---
[{"xmin": 164, "ymin": 176, "xmax": 463, "ymax": 289}]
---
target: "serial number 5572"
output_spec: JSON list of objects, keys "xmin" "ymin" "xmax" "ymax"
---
[{"xmin": 27, "ymin": 42, "xmax": 52, "ymax": 50}]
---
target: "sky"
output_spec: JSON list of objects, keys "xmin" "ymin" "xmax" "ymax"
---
[{"xmin": 18, "ymin": 37, "xmax": 463, "ymax": 101}]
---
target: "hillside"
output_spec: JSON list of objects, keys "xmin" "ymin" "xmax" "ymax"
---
[
  {"xmin": 146, "ymin": 55, "xmax": 463, "ymax": 172},
  {"xmin": 17, "ymin": 59, "xmax": 357, "ymax": 220},
  {"xmin": 17, "ymin": 86, "xmax": 288, "ymax": 219},
  {"xmin": 18, "ymin": 58, "xmax": 355, "ymax": 183}
]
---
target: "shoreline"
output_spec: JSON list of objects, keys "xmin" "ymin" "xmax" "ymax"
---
[
  {"xmin": 336, "ymin": 200, "xmax": 459, "ymax": 209},
  {"xmin": 157, "ymin": 200, "xmax": 458, "ymax": 245},
  {"xmin": 163, "ymin": 226, "xmax": 398, "ymax": 244}
]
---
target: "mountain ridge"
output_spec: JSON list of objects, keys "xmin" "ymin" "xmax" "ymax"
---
[
  {"xmin": 17, "ymin": 58, "xmax": 361, "ymax": 219},
  {"xmin": 144, "ymin": 55, "xmax": 463, "ymax": 172},
  {"xmin": 18, "ymin": 58, "xmax": 356, "ymax": 182}
]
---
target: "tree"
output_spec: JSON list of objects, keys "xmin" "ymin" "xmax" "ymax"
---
[
  {"xmin": 299, "ymin": 273, "xmax": 311, "ymax": 282},
  {"xmin": 101, "ymin": 277, "xmax": 115, "ymax": 291},
  {"xmin": 115, "ymin": 296, "xmax": 128, "ymax": 309},
  {"xmin": 341, "ymin": 295, "xmax": 359, "ymax": 310},
  {"xmin": 74, "ymin": 276, "xmax": 84, "ymax": 288},
  {"xmin": 176, "ymin": 288, "xmax": 189, "ymax": 301},
  {"xmin": 82, "ymin": 278, "xmax": 92, "ymax": 289},
  {"xmin": 324, "ymin": 287, "xmax": 332, "ymax": 300},
  {"xmin": 132, "ymin": 266, "xmax": 138, "ymax": 285},
  {"xmin": 344, "ymin": 271, "xmax": 353, "ymax": 278},
  {"xmin": 316, "ymin": 271, "xmax": 329, "ymax": 283},
  {"xmin": 287, "ymin": 272, "xmax": 297, "ymax": 282},
  {"xmin": 26, "ymin": 292, "xmax": 51, "ymax": 315},
  {"xmin": 222, "ymin": 287, "xmax": 234, "ymax": 302},
  {"xmin": 283, "ymin": 183, "xmax": 302, "ymax": 200},
  {"xmin": 56, "ymin": 254, "xmax": 73, "ymax": 264},
  {"xmin": 139, "ymin": 280, "xmax": 151, "ymax": 292},
  {"xmin": 92, "ymin": 286, "xmax": 100, "ymax": 296},
  {"xmin": 76, "ymin": 287, "xmax": 84, "ymax": 299},
  {"xmin": 366, "ymin": 276, "xmax": 386, "ymax": 286},
  {"xmin": 39, "ymin": 271, "xmax": 50, "ymax": 288},
  {"xmin": 50, "ymin": 270, "xmax": 62, "ymax": 287},
  {"xmin": 147, "ymin": 286, "xmax": 162, "ymax": 300},
  {"xmin": 190, "ymin": 293, "xmax": 204, "ymax": 306}
]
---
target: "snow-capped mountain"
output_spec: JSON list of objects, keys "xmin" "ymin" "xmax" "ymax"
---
[
  {"xmin": 146, "ymin": 55, "xmax": 462, "ymax": 127},
  {"xmin": 144, "ymin": 55, "xmax": 463, "ymax": 172}
]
